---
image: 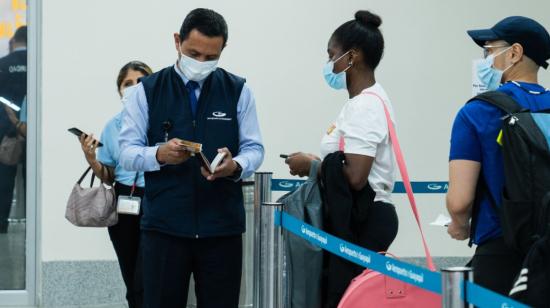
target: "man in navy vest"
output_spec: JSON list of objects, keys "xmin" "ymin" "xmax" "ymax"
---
[
  {"xmin": 0, "ymin": 25, "xmax": 27, "ymax": 233},
  {"xmin": 119, "ymin": 8, "xmax": 264, "ymax": 308}
]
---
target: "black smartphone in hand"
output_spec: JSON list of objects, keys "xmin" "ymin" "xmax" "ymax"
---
[
  {"xmin": 280, "ymin": 154, "xmax": 289, "ymax": 159},
  {"xmin": 68, "ymin": 127, "xmax": 103, "ymax": 147}
]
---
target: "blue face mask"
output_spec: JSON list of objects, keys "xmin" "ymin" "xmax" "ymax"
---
[
  {"xmin": 323, "ymin": 51, "xmax": 351, "ymax": 90},
  {"xmin": 476, "ymin": 46, "xmax": 513, "ymax": 91}
]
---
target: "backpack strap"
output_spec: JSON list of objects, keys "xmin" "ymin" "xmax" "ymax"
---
[
  {"xmin": 468, "ymin": 91, "xmax": 523, "ymax": 114},
  {"xmin": 466, "ymin": 91, "xmax": 520, "ymax": 246},
  {"xmin": 467, "ymin": 91, "xmax": 523, "ymax": 209}
]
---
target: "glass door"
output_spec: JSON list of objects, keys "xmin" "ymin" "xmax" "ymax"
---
[{"xmin": 0, "ymin": 0, "xmax": 38, "ymax": 305}]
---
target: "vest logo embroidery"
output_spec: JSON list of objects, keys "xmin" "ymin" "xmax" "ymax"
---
[{"xmin": 207, "ymin": 111, "xmax": 232, "ymax": 121}]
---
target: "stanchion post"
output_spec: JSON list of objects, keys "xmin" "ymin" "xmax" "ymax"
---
[
  {"xmin": 441, "ymin": 266, "xmax": 474, "ymax": 308},
  {"xmin": 253, "ymin": 172, "xmax": 273, "ymax": 308},
  {"xmin": 261, "ymin": 202, "xmax": 283, "ymax": 308}
]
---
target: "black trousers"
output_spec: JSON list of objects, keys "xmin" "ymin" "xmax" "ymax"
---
[
  {"xmin": 108, "ymin": 182, "xmax": 144, "ymax": 308},
  {"xmin": 324, "ymin": 201, "xmax": 399, "ymax": 308},
  {"xmin": 0, "ymin": 163, "xmax": 17, "ymax": 231},
  {"xmin": 141, "ymin": 230, "xmax": 243, "ymax": 308},
  {"xmin": 471, "ymin": 237, "xmax": 524, "ymax": 296}
]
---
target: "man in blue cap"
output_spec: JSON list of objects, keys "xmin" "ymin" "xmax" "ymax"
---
[{"xmin": 446, "ymin": 16, "xmax": 550, "ymax": 295}]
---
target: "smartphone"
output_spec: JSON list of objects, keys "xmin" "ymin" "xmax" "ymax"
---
[
  {"xmin": 68, "ymin": 127, "xmax": 103, "ymax": 147},
  {"xmin": 280, "ymin": 154, "xmax": 289, "ymax": 159}
]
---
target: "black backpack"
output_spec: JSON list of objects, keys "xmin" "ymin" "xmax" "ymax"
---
[
  {"xmin": 468, "ymin": 91, "xmax": 550, "ymax": 255},
  {"xmin": 508, "ymin": 193, "xmax": 550, "ymax": 306}
]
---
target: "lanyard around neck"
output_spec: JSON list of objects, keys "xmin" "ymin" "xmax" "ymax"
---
[
  {"xmin": 130, "ymin": 172, "xmax": 140, "ymax": 197},
  {"xmin": 508, "ymin": 80, "xmax": 549, "ymax": 95}
]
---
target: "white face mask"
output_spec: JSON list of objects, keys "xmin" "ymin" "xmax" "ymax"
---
[
  {"xmin": 476, "ymin": 46, "xmax": 513, "ymax": 91},
  {"xmin": 120, "ymin": 86, "xmax": 136, "ymax": 103},
  {"xmin": 121, "ymin": 86, "xmax": 132, "ymax": 98},
  {"xmin": 178, "ymin": 49, "xmax": 218, "ymax": 81}
]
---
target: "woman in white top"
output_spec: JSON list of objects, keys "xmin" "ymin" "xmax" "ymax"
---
[{"xmin": 285, "ymin": 10, "xmax": 398, "ymax": 307}]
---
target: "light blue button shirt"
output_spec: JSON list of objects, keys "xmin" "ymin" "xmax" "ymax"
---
[
  {"xmin": 97, "ymin": 112, "xmax": 146, "ymax": 187},
  {"xmin": 19, "ymin": 96, "xmax": 27, "ymax": 122},
  {"xmin": 119, "ymin": 64, "xmax": 264, "ymax": 180}
]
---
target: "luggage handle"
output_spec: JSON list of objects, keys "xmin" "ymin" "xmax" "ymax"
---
[{"xmin": 361, "ymin": 91, "xmax": 436, "ymax": 271}]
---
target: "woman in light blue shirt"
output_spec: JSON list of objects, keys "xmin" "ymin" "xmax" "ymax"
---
[{"xmin": 79, "ymin": 61, "xmax": 152, "ymax": 308}]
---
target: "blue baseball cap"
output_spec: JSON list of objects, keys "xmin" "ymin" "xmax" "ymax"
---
[{"xmin": 467, "ymin": 16, "xmax": 550, "ymax": 69}]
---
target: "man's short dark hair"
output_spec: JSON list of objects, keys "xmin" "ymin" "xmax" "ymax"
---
[
  {"xmin": 179, "ymin": 8, "xmax": 228, "ymax": 46},
  {"xmin": 13, "ymin": 26, "xmax": 27, "ymax": 44}
]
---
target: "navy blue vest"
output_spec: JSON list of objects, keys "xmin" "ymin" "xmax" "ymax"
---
[{"xmin": 141, "ymin": 66, "xmax": 245, "ymax": 237}]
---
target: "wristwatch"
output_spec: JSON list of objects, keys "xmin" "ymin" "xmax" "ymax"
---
[{"xmin": 230, "ymin": 161, "xmax": 243, "ymax": 180}]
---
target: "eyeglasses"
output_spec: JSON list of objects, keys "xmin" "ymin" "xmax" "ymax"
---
[{"xmin": 482, "ymin": 44, "xmax": 510, "ymax": 58}]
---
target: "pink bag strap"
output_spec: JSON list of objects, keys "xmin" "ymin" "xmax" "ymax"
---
[
  {"xmin": 361, "ymin": 91, "xmax": 436, "ymax": 271},
  {"xmin": 339, "ymin": 135, "xmax": 345, "ymax": 152}
]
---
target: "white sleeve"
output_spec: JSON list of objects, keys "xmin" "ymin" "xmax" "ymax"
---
[{"xmin": 340, "ymin": 97, "xmax": 388, "ymax": 157}]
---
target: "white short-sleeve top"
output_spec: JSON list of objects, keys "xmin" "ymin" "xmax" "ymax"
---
[{"xmin": 320, "ymin": 83, "xmax": 397, "ymax": 203}]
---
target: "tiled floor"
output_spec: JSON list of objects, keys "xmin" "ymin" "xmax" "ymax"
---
[
  {"xmin": 0, "ymin": 222, "xmax": 26, "ymax": 290},
  {"xmin": 0, "ymin": 305, "xmax": 128, "ymax": 308}
]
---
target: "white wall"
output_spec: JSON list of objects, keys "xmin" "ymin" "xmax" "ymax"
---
[{"xmin": 40, "ymin": 0, "xmax": 550, "ymax": 261}]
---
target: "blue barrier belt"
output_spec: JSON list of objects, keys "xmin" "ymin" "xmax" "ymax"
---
[
  {"xmin": 276, "ymin": 210, "xmax": 529, "ymax": 308},
  {"xmin": 272, "ymin": 179, "xmax": 448, "ymax": 193},
  {"xmin": 466, "ymin": 282, "xmax": 529, "ymax": 308},
  {"xmin": 277, "ymin": 211, "xmax": 441, "ymax": 294}
]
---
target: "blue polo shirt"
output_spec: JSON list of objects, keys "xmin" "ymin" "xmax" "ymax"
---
[
  {"xmin": 450, "ymin": 81, "xmax": 550, "ymax": 245},
  {"xmin": 97, "ymin": 112, "xmax": 145, "ymax": 187}
]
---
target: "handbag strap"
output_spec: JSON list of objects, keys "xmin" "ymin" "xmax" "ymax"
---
[
  {"xmin": 90, "ymin": 167, "xmax": 97, "ymax": 188},
  {"xmin": 79, "ymin": 164, "xmax": 114, "ymax": 188},
  {"xmin": 77, "ymin": 166, "xmax": 93, "ymax": 186},
  {"xmin": 103, "ymin": 165, "xmax": 113, "ymax": 184},
  {"xmin": 98, "ymin": 164, "xmax": 115, "ymax": 186},
  {"xmin": 361, "ymin": 90, "xmax": 436, "ymax": 271},
  {"xmin": 338, "ymin": 135, "xmax": 345, "ymax": 152},
  {"xmin": 90, "ymin": 164, "xmax": 105, "ymax": 187}
]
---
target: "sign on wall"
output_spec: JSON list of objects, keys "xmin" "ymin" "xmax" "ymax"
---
[
  {"xmin": 0, "ymin": 0, "xmax": 27, "ymax": 58},
  {"xmin": 472, "ymin": 59, "xmax": 488, "ymax": 96}
]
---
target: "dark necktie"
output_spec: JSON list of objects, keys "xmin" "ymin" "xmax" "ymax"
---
[{"xmin": 186, "ymin": 80, "xmax": 199, "ymax": 117}]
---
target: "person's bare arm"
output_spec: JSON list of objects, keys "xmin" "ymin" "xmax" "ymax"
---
[
  {"xmin": 16, "ymin": 122, "xmax": 26, "ymax": 137},
  {"xmin": 446, "ymin": 159, "xmax": 481, "ymax": 240},
  {"xmin": 285, "ymin": 152, "xmax": 373, "ymax": 191},
  {"xmin": 79, "ymin": 134, "xmax": 114, "ymax": 184},
  {"xmin": 342, "ymin": 153, "xmax": 374, "ymax": 191}
]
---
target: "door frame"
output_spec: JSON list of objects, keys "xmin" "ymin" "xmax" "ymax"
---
[{"xmin": 0, "ymin": 0, "xmax": 41, "ymax": 305}]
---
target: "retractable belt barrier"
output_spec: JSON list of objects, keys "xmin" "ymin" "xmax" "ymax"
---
[
  {"xmin": 272, "ymin": 179, "xmax": 449, "ymax": 194},
  {"xmin": 273, "ymin": 201, "xmax": 529, "ymax": 308}
]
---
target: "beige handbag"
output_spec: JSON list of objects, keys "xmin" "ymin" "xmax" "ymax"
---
[
  {"xmin": 0, "ymin": 134, "xmax": 24, "ymax": 166},
  {"xmin": 65, "ymin": 165, "xmax": 118, "ymax": 227}
]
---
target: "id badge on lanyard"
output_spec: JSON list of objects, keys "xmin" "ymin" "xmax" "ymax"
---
[{"xmin": 117, "ymin": 173, "xmax": 141, "ymax": 215}]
